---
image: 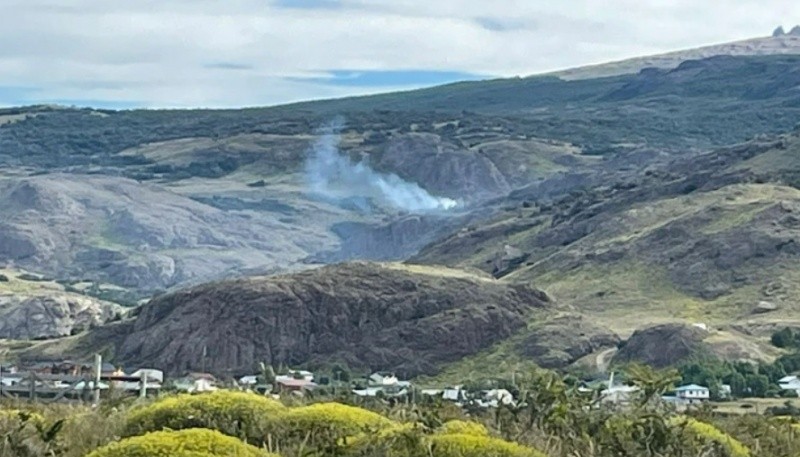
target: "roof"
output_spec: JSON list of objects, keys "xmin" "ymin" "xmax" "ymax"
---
[
  {"xmin": 779, "ymin": 375, "xmax": 799, "ymax": 383},
  {"xmin": 276, "ymin": 378, "xmax": 317, "ymax": 389},
  {"xmin": 675, "ymin": 384, "xmax": 708, "ymax": 391}
]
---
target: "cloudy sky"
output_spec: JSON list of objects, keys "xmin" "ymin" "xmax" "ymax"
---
[{"xmin": 1, "ymin": 0, "xmax": 798, "ymax": 109}]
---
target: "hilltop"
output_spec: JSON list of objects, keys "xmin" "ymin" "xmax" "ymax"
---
[{"xmin": 552, "ymin": 32, "xmax": 800, "ymax": 80}]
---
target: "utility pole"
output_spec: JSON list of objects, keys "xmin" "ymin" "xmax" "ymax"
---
[
  {"xmin": 93, "ymin": 354, "xmax": 102, "ymax": 406},
  {"xmin": 139, "ymin": 371, "xmax": 149, "ymax": 399}
]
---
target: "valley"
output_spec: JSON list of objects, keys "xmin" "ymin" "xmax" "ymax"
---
[{"xmin": 2, "ymin": 34, "xmax": 800, "ymax": 381}]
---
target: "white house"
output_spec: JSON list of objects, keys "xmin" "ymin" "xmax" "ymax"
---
[
  {"xmin": 478, "ymin": 389, "xmax": 515, "ymax": 407},
  {"xmin": 442, "ymin": 386, "xmax": 466, "ymax": 402},
  {"xmin": 779, "ymin": 375, "xmax": 800, "ymax": 395},
  {"xmin": 239, "ymin": 375, "xmax": 259, "ymax": 386},
  {"xmin": 675, "ymin": 384, "xmax": 710, "ymax": 403},
  {"xmin": 131, "ymin": 369, "xmax": 164, "ymax": 384}
]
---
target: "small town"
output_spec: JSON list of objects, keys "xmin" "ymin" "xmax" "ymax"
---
[{"xmin": 2, "ymin": 355, "xmax": 796, "ymax": 413}]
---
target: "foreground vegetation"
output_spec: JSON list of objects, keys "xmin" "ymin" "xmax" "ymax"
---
[{"xmin": 2, "ymin": 367, "xmax": 799, "ymax": 457}]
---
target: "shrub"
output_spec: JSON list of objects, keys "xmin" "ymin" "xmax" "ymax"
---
[
  {"xmin": 123, "ymin": 390, "xmax": 284, "ymax": 443},
  {"xmin": 430, "ymin": 434, "xmax": 546, "ymax": 457},
  {"xmin": 0, "ymin": 410, "xmax": 62, "ymax": 457},
  {"xmin": 345, "ymin": 423, "xmax": 428, "ymax": 457},
  {"xmin": 84, "ymin": 428, "xmax": 276, "ymax": 457},
  {"xmin": 437, "ymin": 420, "xmax": 489, "ymax": 437},
  {"xmin": 673, "ymin": 417, "xmax": 750, "ymax": 457},
  {"xmin": 274, "ymin": 402, "xmax": 396, "ymax": 452},
  {"xmin": 280, "ymin": 402, "xmax": 395, "ymax": 436}
]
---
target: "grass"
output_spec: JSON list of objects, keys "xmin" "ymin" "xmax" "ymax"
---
[
  {"xmin": 709, "ymin": 398, "xmax": 796, "ymax": 415},
  {"xmin": 0, "ymin": 269, "xmax": 63, "ymax": 295},
  {"xmin": 384, "ymin": 262, "xmax": 495, "ymax": 281}
]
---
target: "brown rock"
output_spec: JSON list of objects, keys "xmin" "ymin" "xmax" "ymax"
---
[{"xmin": 113, "ymin": 262, "xmax": 551, "ymax": 377}]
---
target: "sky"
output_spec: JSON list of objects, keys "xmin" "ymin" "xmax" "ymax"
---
[{"xmin": 1, "ymin": 0, "xmax": 799, "ymax": 109}]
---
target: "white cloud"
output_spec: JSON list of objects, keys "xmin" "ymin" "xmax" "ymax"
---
[{"xmin": 0, "ymin": 0, "xmax": 798, "ymax": 108}]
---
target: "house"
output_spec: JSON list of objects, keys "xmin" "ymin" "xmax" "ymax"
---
[
  {"xmin": 475, "ymin": 389, "xmax": 515, "ymax": 408},
  {"xmin": 442, "ymin": 386, "xmax": 466, "ymax": 403},
  {"xmin": 592, "ymin": 373, "xmax": 640, "ymax": 405},
  {"xmin": 174, "ymin": 373, "xmax": 218, "ymax": 393},
  {"xmin": 130, "ymin": 369, "xmax": 164, "ymax": 384},
  {"xmin": 600, "ymin": 384, "xmax": 640, "ymax": 405},
  {"xmin": 239, "ymin": 375, "xmax": 259, "ymax": 386},
  {"xmin": 358, "ymin": 372, "xmax": 412, "ymax": 398},
  {"xmin": 720, "ymin": 384, "xmax": 732, "ymax": 399},
  {"xmin": 675, "ymin": 384, "xmax": 710, "ymax": 403},
  {"xmin": 779, "ymin": 375, "xmax": 800, "ymax": 395},
  {"xmin": 274, "ymin": 376, "xmax": 317, "ymax": 393},
  {"xmin": 288, "ymin": 370, "xmax": 314, "ymax": 382}
]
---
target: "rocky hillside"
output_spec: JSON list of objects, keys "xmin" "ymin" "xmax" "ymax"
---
[
  {"xmin": 3, "ymin": 38, "xmax": 800, "ymax": 374},
  {"xmin": 2, "ymin": 54, "xmax": 800, "ymax": 303},
  {"xmin": 0, "ymin": 269, "xmax": 122, "ymax": 339},
  {"xmin": 92, "ymin": 262, "xmax": 552, "ymax": 377},
  {"xmin": 411, "ymin": 132, "xmax": 800, "ymax": 369}
]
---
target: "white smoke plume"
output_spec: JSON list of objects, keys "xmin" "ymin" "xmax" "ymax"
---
[{"xmin": 305, "ymin": 119, "xmax": 458, "ymax": 212}]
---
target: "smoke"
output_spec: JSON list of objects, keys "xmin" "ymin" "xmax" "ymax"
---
[{"xmin": 305, "ymin": 119, "xmax": 458, "ymax": 212}]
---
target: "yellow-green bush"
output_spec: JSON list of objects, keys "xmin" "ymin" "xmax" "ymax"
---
[
  {"xmin": 0, "ymin": 409, "xmax": 46, "ymax": 428},
  {"xmin": 673, "ymin": 417, "xmax": 750, "ymax": 457},
  {"xmin": 437, "ymin": 420, "xmax": 489, "ymax": 437},
  {"xmin": 279, "ymin": 402, "xmax": 395, "ymax": 436},
  {"xmin": 123, "ymin": 390, "xmax": 284, "ymax": 443},
  {"xmin": 345, "ymin": 422, "xmax": 428, "ymax": 457},
  {"xmin": 430, "ymin": 434, "xmax": 546, "ymax": 457},
  {"xmin": 273, "ymin": 402, "xmax": 396, "ymax": 451},
  {"xmin": 85, "ymin": 428, "xmax": 276, "ymax": 457},
  {"xmin": 0, "ymin": 409, "xmax": 60, "ymax": 454}
]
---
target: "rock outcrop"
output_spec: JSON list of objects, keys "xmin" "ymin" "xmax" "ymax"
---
[
  {"xmin": 613, "ymin": 324, "xmax": 713, "ymax": 368},
  {"xmin": 515, "ymin": 315, "xmax": 620, "ymax": 368},
  {"xmin": 113, "ymin": 262, "xmax": 551, "ymax": 376},
  {"xmin": 0, "ymin": 294, "xmax": 122, "ymax": 340}
]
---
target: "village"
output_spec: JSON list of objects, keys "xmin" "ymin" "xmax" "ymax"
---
[{"xmin": 4, "ymin": 354, "xmax": 798, "ymax": 410}]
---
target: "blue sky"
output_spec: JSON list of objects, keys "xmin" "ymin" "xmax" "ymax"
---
[{"xmin": 1, "ymin": 0, "xmax": 799, "ymax": 109}]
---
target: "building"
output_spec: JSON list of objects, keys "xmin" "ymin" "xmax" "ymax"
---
[
  {"xmin": 274, "ymin": 376, "xmax": 317, "ymax": 393},
  {"xmin": 355, "ymin": 372, "xmax": 412, "ymax": 398},
  {"xmin": 174, "ymin": 373, "xmax": 218, "ymax": 393},
  {"xmin": 675, "ymin": 384, "xmax": 710, "ymax": 403},
  {"xmin": 779, "ymin": 375, "xmax": 800, "ymax": 395}
]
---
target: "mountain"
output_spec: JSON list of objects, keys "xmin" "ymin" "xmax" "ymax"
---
[{"xmin": 3, "ymin": 36, "xmax": 800, "ymax": 375}]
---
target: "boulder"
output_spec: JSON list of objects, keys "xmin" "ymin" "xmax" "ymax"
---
[{"xmin": 752, "ymin": 300, "xmax": 779, "ymax": 314}]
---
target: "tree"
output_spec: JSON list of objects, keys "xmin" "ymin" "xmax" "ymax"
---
[
  {"xmin": 746, "ymin": 374, "xmax": 770, "ymax": 397},
  {"xmin": 729, "ymin": 372, "xmax": 747, "ymax": 398},
  {"xmin": 771, "ymin": 328, "xmax": 796, "ymax": 348},
  {"xmin": 258, "ymin": 362, "xmax": 275, "ymax": 387},
  {"xmin": 626, "ymin": 363, "xmax": 681, "ymax": 406}
]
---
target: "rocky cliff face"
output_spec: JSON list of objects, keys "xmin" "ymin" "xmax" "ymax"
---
[
  {"xmin": 0, "ymin": 289, "xmax": 122, "ymax": 340},
  {"xmin": 0, "ymin": 269, "xmax": 124, "ymax": 340},
  {"xmin": 112, "ymin": 262, "xmax": 551, "ymax": 376}
]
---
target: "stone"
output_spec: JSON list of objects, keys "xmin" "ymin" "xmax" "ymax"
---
[{"xmin": 752, "ymin": 301, "xmax": 779, "ymax": 314}]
